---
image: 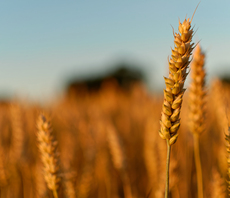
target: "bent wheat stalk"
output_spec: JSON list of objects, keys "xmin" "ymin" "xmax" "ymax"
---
[
  {"xmin": 36, "ymin": 113, "xmax": 60, "ymax": 198},
  {"xmin": 159, "ymin": 10, "xmax": 196, "ymax": 198},
  {"xmin": 188, "ymin": 44, "xmax": 206, "ymax": 198}
]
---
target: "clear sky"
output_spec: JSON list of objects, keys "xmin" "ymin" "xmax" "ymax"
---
[{"xmin": 1, "ymin": 1, "xmax": 230, "ymax": 101}]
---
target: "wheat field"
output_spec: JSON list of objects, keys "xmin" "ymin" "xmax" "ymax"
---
[
  {"xmin": 0, "ymin": 77, "xmax": 228, "ymax": 198},
  {"xmin": 1, "ymin": 4, "xmax": 230, "ymax": 198}
]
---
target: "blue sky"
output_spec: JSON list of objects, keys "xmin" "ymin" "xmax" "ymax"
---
[{"xmin": 1, "ymin": 1, "xmax": 230, "ymax": 101}]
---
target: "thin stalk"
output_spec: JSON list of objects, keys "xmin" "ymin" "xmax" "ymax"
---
[
  {"xmin": 53, "ymin": 190, "xmax": 58, "ymax": 198},
  {"xmin": 193, "ymin": 134, "xmax": 203, "ymax": 198},
  {"xmin": 121, "ymin": 169, "xmax": 132, "ymax": 198},
  {"xmin": 165, "ymin": 140, "xmax": 171, "ymax": 198}
]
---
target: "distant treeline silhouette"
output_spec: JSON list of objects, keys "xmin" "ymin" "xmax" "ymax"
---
[{"xmin": 66, "ymin": 63, "xmax": 145, "ymax": 97}]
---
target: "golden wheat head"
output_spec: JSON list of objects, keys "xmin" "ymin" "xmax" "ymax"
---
[
  {"xmin": 188, "ymin": 44, "xmax": 206, "ymax": 135},
  {"xmin": 36, "ymin": 113, "xmax": 60, "ymax": 198},
  {"xmin": 159, "ymin": 16, "xmax": 195, "ymax": 145}
]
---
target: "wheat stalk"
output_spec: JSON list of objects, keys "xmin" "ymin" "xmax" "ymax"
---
[
  {"xmin": 36, "ymin": 113, "xmax": 60, "ymax": 198},
  {"xmin": 0, "ymin": 149, "xmax": 8, "ymax": 187},
  {"xmin": 188, "ymin": 44, "xmax": 206, "ymax": 198},
  {"xmin": 144, "ymin": 117, "xmax": 159, "ymax": 196},
  {"xmin": 159, "ymin": 7, "xmax": 197, "ymax": 197},
  {"xmin": 77, "ymin": 165, "xmax": 93, "ymax": 198},
  {"xmin": 10, "ymin": 103, "xmax": 24, "ymax": 164},
  {"xmin": 107, "ymin": 124, "xmax": 133, "ymax": 198}
]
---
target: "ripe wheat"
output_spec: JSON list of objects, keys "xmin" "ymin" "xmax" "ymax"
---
[
  {"xmin": 188, "ymin": 44, "xmax": 206, "ymax": 198},
  {"xmin": 36, "ymin": 113, "xmax": 60, "ymax": 198},
  {"xmin": 159, "ymin": 10, "xmax": 196, "ymax": 197}
]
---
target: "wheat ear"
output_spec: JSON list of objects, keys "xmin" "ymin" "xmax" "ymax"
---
[
  {"xmin": 36, "ymin": 113, "xmax": 60, "ymax": 198},
  {"xmin": 159, "ymin": 13, "xmax": 195, "ymax": 198},
  {"xmin": 188, "ymin": 44, "xmax": 206, "ymax": 198}
]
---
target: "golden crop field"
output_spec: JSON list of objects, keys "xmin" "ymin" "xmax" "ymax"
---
[
  {"xmin": 0, "ymin": 76, "xmax": 229, "ymax": 198},
  {"xmin": 1, "ymin": 4, "xmax": 230, "ymax": 198}
]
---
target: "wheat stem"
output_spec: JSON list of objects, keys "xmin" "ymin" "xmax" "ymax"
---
[
  {"xmin": 53, "ymin": 189, "xmax": 58, "ymax": 198},
  {"xmin": 193, "ymin": 134, "xmax": 203, "ymax": 198},
  {"xmin": 165, "ymin": 140, "xmax": 171, "ymax": 198}
]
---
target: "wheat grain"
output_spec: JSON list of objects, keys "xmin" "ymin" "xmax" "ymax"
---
[
  {"xmin": 159, "ymin": 17, "xmax": 195, "ymax": 144},
  {"xmin": 159, "ymin": 9, "xmax": 196, "ymax": 197},
  {"xmin": 36, "ymin": 113, "xmax": 60, "ymax": 198},
  {"xmin": 188, "ymin": 44, "xmax": 206, "ymax": 198},
  {"xmin": 188, "ymin": 44, "xmax": 206, "ymax": 135}
]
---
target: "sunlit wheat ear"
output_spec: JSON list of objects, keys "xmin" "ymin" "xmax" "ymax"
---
[
  {"xmin": 159, "ymin": 8, "xmax": 197, "ymax": 197},
  {"xmin": 36, "ymin": 113, "xmax": 60, "ymax": 198},
  {"xmin": 188, "ymin": 44, "xmax": 206, "ymax": 198},
  {"xmin": 188, "ymin": 44, "xmax": 206, "ymax": 135},
  {"xmin": 159, "ymin": 17, "xmax": 195, "ymax": 145}
]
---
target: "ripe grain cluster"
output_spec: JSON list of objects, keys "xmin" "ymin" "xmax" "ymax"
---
[{"xmin": 159, "ymin": 17, "xmax": 195, "ymax": 145}]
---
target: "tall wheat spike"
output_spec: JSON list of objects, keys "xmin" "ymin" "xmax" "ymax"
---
[
  {"xmin": 188, "ymin": 44, "xmax": 206, "ymax": 134},
  {"xmin": 188, "ymin": 44, "xmax": 206, "ymax": 198},
  {"xmin": 159, "ymin": 6, "xmax": 197, "ymax": 197},
  {"xmin": 36, "ymin": 113, "xmax": 60, "ymax": 198}
]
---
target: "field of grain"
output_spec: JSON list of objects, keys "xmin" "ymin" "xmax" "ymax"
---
[
  {"xmin": 0, "ymin": 76, "xmax": 229, "ymax": 198},
  {"xmin": 1, "ymin": 3, "xmax": 230, "ymax": 198}
]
